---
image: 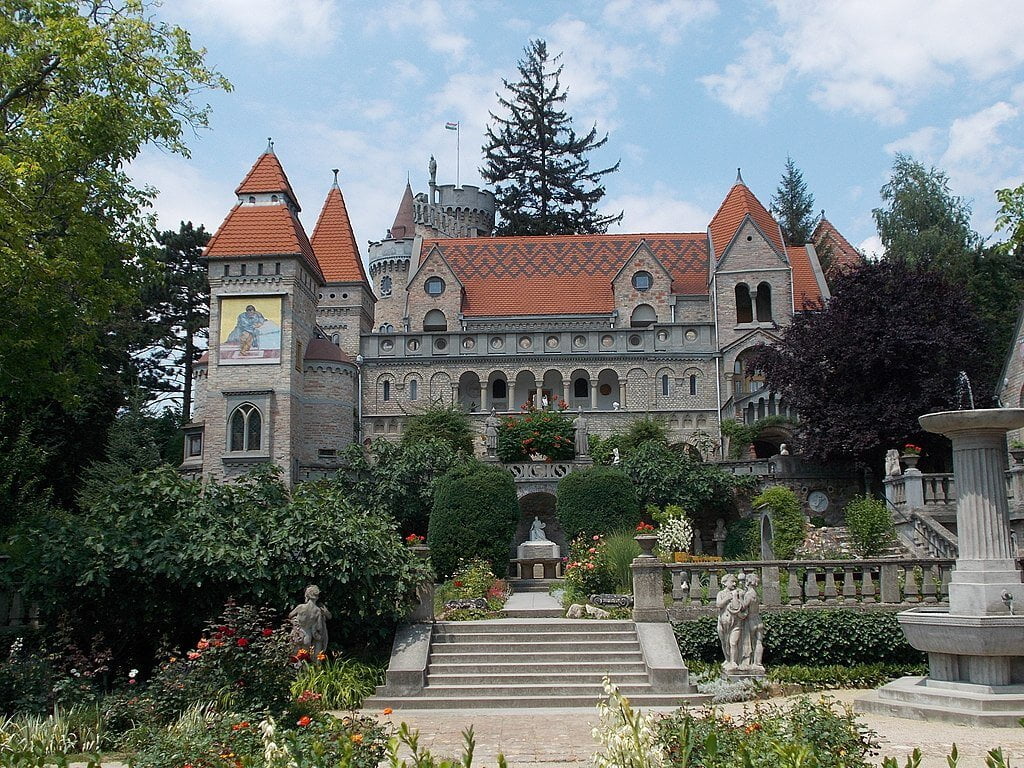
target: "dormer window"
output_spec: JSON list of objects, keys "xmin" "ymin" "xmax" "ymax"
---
[
  {"xmin": 271, "ymin": 195, "xmax": 278, "ymax": 203},
  {"xmin": 248, "ymin": 196, "xmax": 256, "ymax": 204},
  {"xmin": 425, "ymin": 276, "xmax": 445, "ymax": 296},
  {"xmin": 632, "ymin": 271, "xmax": 653, "ymax": 291}
]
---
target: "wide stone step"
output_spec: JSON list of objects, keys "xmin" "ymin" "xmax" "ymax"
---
[
  {"xmin": 510, "ymin": 579, "xmax": 562, "ymax": 593},
  {"xmin": 434, "ymin": 630, "xmax": 638, "ymax": 644},
  {"xmin": 427, "ymin": 661, "xmax": 647, "ymax": 675},
  {"xmin": 428, "ymin": 650, "xmax": 644, "ymax": 664},
  {"xmin": 430, "ymin": 640, "xmax": 640, "ymax": 655},
  {"xmin": 433, "ymin": 620, "xmax": 633, "ymax": 633},
  {"xmin": 427, "ymin": 671, "xmax": 651, "ymax": 686},
  {"xmin": 365, "ymin": 691, "xmax": 708, "ymax": 710},
  {"xmin": 501, "ymin": 607, "xmax": 565, "ymax": 618}
]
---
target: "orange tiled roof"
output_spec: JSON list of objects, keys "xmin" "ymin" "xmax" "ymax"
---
[
  {"xmin": 310, "ymin": 186, "xmax": 368, "ymax": 285},
  {"xmin": 235, "ymin": 152, "xmax": 301, "ymax": 210},
  {"xmin": 811, "ymin": 216, "xmax": 863, "ymax": 281},
  {"xmin": 204, "ymin": 204, "xmax": 325, "ymax": 282},
  {"xmin": 426, "ymin": 234, "xmax": 708, "ymax": 317},
  {"xmin": 708, "ymin": 182, "xmax": 785, "ymax": 260},
  {"xmin": 390, "ymin": 182, "xmax": 415, "ymax": 239},
  {"xmin": 787, "ymin": 246, "xmax": 825, "ymax": 309}
]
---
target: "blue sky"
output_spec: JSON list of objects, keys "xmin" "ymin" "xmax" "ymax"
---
[{"xmin": 135, "ymin": 0, "xmax": 1024, "ymax": 259}]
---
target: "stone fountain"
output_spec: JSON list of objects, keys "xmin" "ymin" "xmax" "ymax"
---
[{"xmin": 858, "ymin": 409, "xmax": 1024, "ymax": 725}]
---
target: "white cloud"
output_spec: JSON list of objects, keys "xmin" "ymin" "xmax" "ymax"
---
[
  {"xmin": 173, "ymin": 0, "xmax": 338, "ymax": 49},
  {"xmin": 605, "ymin": 184, "xmax": 712, "ymax": 233},
  {"xmin": 600, "ymin": 0, "xmax": 717, "ymax": 45},
  {"xmin": 392, "ymin": 59, "xmax": 425, "ymax": 84},
  {"xmin": 704, "ymin": 0, "xmax": 1024, "ymax": 123},
  {"xmin": 130, "ymin": 152, "xmax": 227, "ymax": 232},
  {"xmin": 374, "ymin": 0, "xmax": 471, "ymax": 61},
  {"xmin": 884, "ymin": 127, "xmax": 943, "ymax": 159},
  {"xmin": 857, "ymin": 234, "xmax": 884, "ymax": 261}
]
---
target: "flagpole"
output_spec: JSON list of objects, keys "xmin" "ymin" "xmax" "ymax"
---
[{"xmin": 456, "ymin": 123, "xmax": 461, "ymax": 188}]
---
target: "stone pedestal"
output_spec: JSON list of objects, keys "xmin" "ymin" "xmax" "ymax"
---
[
  {"xmin": 631, "ymin": 555, "xmax": 667, "ymax": 622},
  {"xmin": 409, "ymin": 546, "xmax": 434, "ymax": 623},
  {"xmin": 517, "ymin": 540, "xmax": 560, "ymax": 560},
  {"xmin": 857, "ymin": 409, "xmax": 1024, "ymax": 726}
]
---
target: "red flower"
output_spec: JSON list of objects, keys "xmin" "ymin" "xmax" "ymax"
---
[
  {"xmin": 297, "ymin": 715, "xmax": 312, "ymax": 727},
  {"xmin": 236, "ymin": 638, "xmax": 249, "ymax": 648},
  {"xmin": 261, "ymin": 628, "xmax": 273, "ymax": 637},
  {"xmin": 224, "ymin": 627, "xmax": 236, "ymax": 637},
  {"xmin": 454, "ymin": 580, "xmax": 464, "ymax": 587}
]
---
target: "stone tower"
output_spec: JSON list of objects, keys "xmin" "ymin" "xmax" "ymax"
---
[{"xmin": 367, "ymin": 181, "xmax": 417, "ymax": 332}]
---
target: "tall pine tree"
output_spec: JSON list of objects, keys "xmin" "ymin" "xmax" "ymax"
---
[
  {"xmin": 481, "ymin": 40, "xmax": 621, "ymax": 235},
  {"xmin": 770, "ymin": 156, "xmax": 816, "ymax": 245}
]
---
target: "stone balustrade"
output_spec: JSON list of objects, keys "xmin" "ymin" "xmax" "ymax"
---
[
  {"xmin": 911, "ymin": 511, "xmax": 959, "ymax": 559},
  {"xmin": 666, "ymin": 558, "xmax": 958, "ymax": 613},
  {"xmin": 505, "ymin": 462, "xmax": 575, "ymax": 481},
  {"xmin": 884, "ymin": 471, "xmax": 957, "ymax": 513}
]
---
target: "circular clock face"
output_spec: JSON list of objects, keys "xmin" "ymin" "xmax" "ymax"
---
[{"xmin": 808, "ymin": 491, "xmax": 829, "ymax": 513}]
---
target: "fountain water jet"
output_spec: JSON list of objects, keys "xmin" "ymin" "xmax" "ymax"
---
[{"xmin": 857, "ymin": 408, "xmax": 1024, "ymax": 726}]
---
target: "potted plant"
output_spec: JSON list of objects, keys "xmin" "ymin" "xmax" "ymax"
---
[
  {"xmin": 1010, "ymin": 439, "xmax": 1024, "ymax": 465},
  {"xmin": 634, "ymin": 522, "xmax": 658, "ymax": 558},
  {"xmin": 655, "ymin": 516, "xmax": 694, "ymax": 561},
  {"xmin": 901, "ymin": 443, "xmax": 923, "ymax": 470}
]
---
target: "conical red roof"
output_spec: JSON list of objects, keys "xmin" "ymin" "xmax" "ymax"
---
[
  {"xmin": 390, "ymin": 181, "xmax": 415, "ymax": 239},
  {"xmin": 708, "ymin": 181, "xmax": 784, "ymax": 259},
  {"xmin": 311, "ymin": 185, "xmax": 368, "ymax": 285},
  {"xmin": 235, "ymin": 151, "xmax": 301, "ymax": 211}
]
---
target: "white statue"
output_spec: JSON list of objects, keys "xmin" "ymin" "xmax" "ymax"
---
[
  {"xmin": 779, "ymin": 443, "xmax": 790, "ymax": 455},
  {"xmin": 885, "ymin": 448, "xmax": 901, "ymax": 477},
  {"xmin": 716, "ymin": 574, "xmax": 745, "ymax": 671},
  {"xmin": 573, "ymin": 407, "xmax": 589, "ymax": 456},
  {"xmin": 483, "ymin": 408, "xmax": 499, "ymax": 456},
  {"xmin": 529, "ymin": 516, "xmax": 547, "ymax": 541},
  {"xmin": 611, "ymin": 447, "xmax": 621, "ymax": 465},
  {"xmin": 741, "ymin": 572, "xmax": 764, "ymax": 671},
  {"xmin": 289, "ymin": 585, "xmax": 331, "ymax": 657},
  {"xmin": 612, "ymin": 401, "xmax": 621, "ymax": 411}
]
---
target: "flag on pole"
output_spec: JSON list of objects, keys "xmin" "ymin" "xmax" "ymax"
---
[{"xmin": 445, "ymin": 121, "xmax": 459, "ymax": 131}]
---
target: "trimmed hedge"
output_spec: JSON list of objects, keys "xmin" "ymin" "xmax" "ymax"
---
[
  {"xmin": 428, "ymin": 463, "xmax": 519, "ymax": 578},
  {"xmin": 674, "ymin": 610, "xmax": 925, "ymax": 666},
  {"xmin": 556, "ymin": 466, "xmax": 641, "ymax": 540}
]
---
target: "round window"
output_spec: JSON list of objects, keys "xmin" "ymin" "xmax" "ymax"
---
[
  {"xmin": 519, "ymin": 335, "xmax": 532, "ymax": 349},
  {"xmin": 342, "ymin": 293, "xmax": 348, "ymax": 299},
  {"xmin": 381, "ymin": 339, "xmax": 394, "ymax": 351},
  {"xmin": 685, "ymin": 329, "xmax": 698, "ymax": 342},
  {"xmin": 425, "ymin": 276, "xmax": 445, "ymax": 296},
  {"xmin": 546, "ymin": 335, "xmax": 559, "ymax": 348},
  {"xmin": 632, "ymin": 271, "xmax": 653, "ymax": 291},
  {"xmin": 462, "ymin": 337, "xmax": 475, "ymax": 349},
  {"xmin": 329, "ymin": 293, "xmax": 336, "ymax": 299},
  {"xmin": 629, "ymin": 334, "xmax": 642, "ymax": 346},
  {"xmin": 434, "ymin": 337, "xmax": 447, "ymax": 350},
  {"xmin": 601, "ymin": 334, "xmax": 614, "ymax": 348},
  {"xmin": 490, "ymin": 336, "xmax": 504, "ymax": 349},
  {"xmin": 407, "ymin": 338, "xmax": 420, "ymax": 351},
  {"xmin": 657, "ymin": 329, "xmax": 669, "ymax": 342},
  {"xmin": 599, "ymin": 384, "xmax": 612, "ymax": 396},
  {"xmin": 573, "ymin": 335, "xmax": 587, "ymax": 348}
]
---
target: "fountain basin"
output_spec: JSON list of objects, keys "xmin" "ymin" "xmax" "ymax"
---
[
  {"xmin": 899, "ymin": 607, "xmax": 1024, "ymax": 657},
  {"xmin": 919, "ymin": 408, "xmax": 1024, "ymax": 436}
]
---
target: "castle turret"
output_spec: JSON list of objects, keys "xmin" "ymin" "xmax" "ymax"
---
[{"xmin": 367, "ymin": 181, "xmax": 417, "ymax": 332}]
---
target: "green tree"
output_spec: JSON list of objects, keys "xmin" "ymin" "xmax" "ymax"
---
[
  {"xmin": 770, "ymin": 156, "xmax": 817, "ymax": 245},
  {"xmin": 556, "ymin": 466, "xmax": 640, "ymax": 539},
  {"xmin": 481, "ymin": 39, "xmax": 621, "ymax": 235},
  {"xmin": 996, "ymin": 183, "xmax": 1024, "ymax": 257},
  {"xmin": 872, "ymin": 154, "xmax": 980, "ymax": 274},
  {"xmin": 401, "ymin": 404, "xmax": 474, "ymax": 456},
  {"xmin": 143, "ymin": 222, "xmax": 210, "ymax": 417}
]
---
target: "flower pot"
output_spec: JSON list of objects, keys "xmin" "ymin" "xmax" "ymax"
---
[
  {"xmin": 1010, "ymin": 448, "xmax": 1024, "ymax": 466},
  {"xmin": 673, "ymin": 552, "xmax": 688, "ymax": 563},
  {"xmin": 901, "ymin": 454, "xmax": 920, "ymax": 470},
  {"xmin": 634, "ymin": 534, "xmax": 658, "ymax": 558}
]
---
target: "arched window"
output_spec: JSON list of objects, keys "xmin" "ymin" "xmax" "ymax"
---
[
  {"xmin": 661, "ymin": 374, "xmax": 670, "ymax": 396},
  {"xmin": 248, "ymin": 196, "xmax": 256, "ymax": 204},
  {"xmin": 409, "ymin": 380, "xmax": 418, "ymax": 400},
  {"xmin": 381, "ymin": 275, "xmax": 392, "ymax": 296},
  {"xmin": 492, "ymin": 379, "xmax": 507, "ymax": 400},
  {"xmin": 423, "ymin": 309, "xmax": 447, "ymax": 332},
  {"xmin": 632, "ymin": 271, "xmax": 653, "ymax": 291},
  {"xmin": 756, "ymin": 282, "xmax": 772, "ymax": 322},
  {"xmin": 229, "ymin": 404, "xmax": 261, "ymax": 452},
  {"xmin": 271, "ymin": 195, "xmax": 278, "ymax": 203},
  {"xmin": 574, "ymin": 378, "xmax": 589, "ymax": 398},
  {"xmin": 689, "ymin": 374, "xmax": 697, "ymax": 396},
  {"xmin": 383, "ymin": 380, "xmax": 391, "ymax": 401},
  {"xmin": 331, "ymin": 334, "xmax": 340, "ymax": 345},
  {"xmin": 630, "ymin": 304, "xmax": 657, "ymax": 328},
  {"xmin": 735, "ymin": 284, "xmax": 753, "ymax": 323},
  {"xmin": 424, "ymin": 276, "xmax": 445, "ymax": 296}
]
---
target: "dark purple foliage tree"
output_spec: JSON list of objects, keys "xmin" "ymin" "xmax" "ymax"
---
[{"xmin": 750, "ymin": 260, "xmax": 989, "ymax": 469}]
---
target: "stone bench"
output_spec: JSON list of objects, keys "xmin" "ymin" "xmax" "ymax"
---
[{"xmin": 511, "ymin": 557, "xmax": 564, "ymax": 579}]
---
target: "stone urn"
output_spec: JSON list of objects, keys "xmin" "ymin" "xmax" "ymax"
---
[
  {"xmin": 1009, "ymin": 447, "xmax": 1024, "ymax": 465},
  {"xmin": 900, "ymin": 453, "xmax": 920, "ymax": 470},
  {"xmin": 634, "ymin": 534, "xmax": 658, "ymax": 558}
]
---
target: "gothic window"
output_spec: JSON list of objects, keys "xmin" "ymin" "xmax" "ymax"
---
[
  {"xmin": 493, "ymin": 379, "xmax": 507, "ymax": 400},
  {"xmin": 383, "ymin": 380, "xmax": 391, "ymax": 401},
  {"xmin": 229, "ymin": 404, "xmax": 261, "ymax": 452},
  {"xmin": 756, "ymin": 282, "xmax": 772, "ymax": 322},
  {"xmin": 630, "ymin": 303, "xmax": 657, "ymax": 328},
  {"xmin": 409, "ymin": 380, "xmax": 418, "ymax": 400},
  {"xmin": 662, "ymin": 375, "xmax": 670, "ymax": 396},
  {"xmin": 632, "ymin": 271, "xmax": 653, "ymax": 291},
  {"xmin": 425, "ymin": 276, "xmax": 445, "ymax": 296},
  {"xmin": 574, "ymin": 378, "xmax": 589, "ymax": 398},
  {"xmin": 689, "ymin": 374, "xmax": 697, "ymax": 396},
  {"xmin": 381, "ymin": 275, "xmax": 393, "ymax": 296},
  {"xmin": 735, "ymin": 284, "xmax": 753, "ymax": 323},
  {"xmin": 423, "ymin": 309, "xmax": 447, "ymax": 332}
]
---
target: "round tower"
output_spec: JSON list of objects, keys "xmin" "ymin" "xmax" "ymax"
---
[{"xmin": 367, "ymin": 181, "xmax": 415, "ymax": 332}]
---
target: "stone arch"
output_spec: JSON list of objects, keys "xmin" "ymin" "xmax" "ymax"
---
[
  {"xmin": 376, "ymin": 373, "xmax": 395, "ymax": 406},
  {"xmin": 627, "ymin": 367, "xmax": 648, "ymax": 410},
  {"xmin": 423, "ymin": 308, "xmax": 447, "ymax": 332},
  {"xmin": 541, "ymin": 369, "xmax": 562, "ymax": 408},
  {"xmin": 570, "ymin": 367, "xmax": 591, "ymax": 410},
  {"xmin": 655, "ymin": 366, "xmax": 674, "ymax": 400},
  {"xmin": 756, "ymin": 281, "xmax": 773, "ymax": 322},
  {"xmin": 488, "ymin": 370, "xmax": 510, "ymax": 411},
  {"xmin": 596, "ymin": 369, "xmax": 620, "ymax": 410},
  {"xmin": 514, "ymin": 491, "xmax": 564, "ymax": 558},
  {"xmin": 735, "ymin": 283, "xmax": 753, "ymax": 323},
  {"xmin": 630, "ymin": 303, "xmax": 657, "ymax": 328},
  {"xmin": 457, "ymin": 371, "xmax": 481, "ymax": 412},
  {"xmin": 429, "ymin": 371, "xmax": 451, "ymax": 402},
  {"xmin": 515, "ymin": 369, "xmax": 537, "ymax": 409}
]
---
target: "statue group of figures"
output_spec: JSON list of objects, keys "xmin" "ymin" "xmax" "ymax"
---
[
  {"xmin": 482, "ymin": 406, "xmax": 592, "ymax": 458},
  {"xmin": 716, "ymin": 572, "xmax": 764, "ymax": 675}
]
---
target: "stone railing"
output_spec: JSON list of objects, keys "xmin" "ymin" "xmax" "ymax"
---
[
  {"xmin": 666, "ymin": 558, "xmax": 958, "ymax": 612},
  {"xmin": 506, "ymin": 462, "xmax": 574, "ymax": 481},
  {"xmin": 910, "ymin": 511, "xmax": 959, "ymax": 559},
  {"xmin": 884, "ymin": 471, "xmax": 957, "ymax": 513}
]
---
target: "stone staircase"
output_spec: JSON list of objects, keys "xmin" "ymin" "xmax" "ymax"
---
[{"xmin": 365, "ymin": 619, "xmax": 707, "ymax": 710}]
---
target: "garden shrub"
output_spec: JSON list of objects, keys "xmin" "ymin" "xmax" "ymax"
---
[
  {"xmin": 674, "ymin": 610, "xmax": 924, "ymax": 666},
  {"xmin": 723, "ymin": 517, "xmax": 758, "ymax": 560},
  {"xmin": 428, "ymin": 463, "xmax": 518, "ymax": 578},
  {"xmin": 400, "ymin": 405, "xmax": 474, "ymax": 456},
  {"xmin": 433, "ymin": 558, "xmax": 510, "ymax": 619},
  {"xmin": 290, "ymin": 658, "xmax": 385, "ymax": 711},
  {"xmin": 620, "ymin": 417, "xmax": 668, "ymax": 453},
  {"xmin": 603, "ymin": 530, "xmax": 641, "ymax": 593},
  {"xmin": 497, "ymin": 405, "xmax": 576, "ymax": 462},
  {"xmin": 766, "ymin": 662, "xmax": 927, "ymax": 690},
  {"xmin": 844, "ymin": 494, "xmax": 896, "ymax": 556},
  {"xmin": 751, "ymin": 485, "xmax": 806, "ymax": 559},
  {"xmin": 557, "ymin": 466, "xmax": 640, "ymax": 540}
]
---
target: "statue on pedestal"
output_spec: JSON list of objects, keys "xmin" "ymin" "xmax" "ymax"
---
[
  {"xmin": 573, "ymin": 407, "xmax": 589, "ymax": 457},
  {"xmin": 716, "ymin": 574, "xmax": 745, "ymax": 671},
  {"xmin": 885, "ymin": 448, "xmax": 901, "ymax": 477},
  {"xmin": 713, "ymin": 518, "xmax": 727, "ymax": 558},
  {"xmin": 289, "ymin": 584, "xmax": 331, "ymax": 658},
  {"xmin": 741, "ymin": 572, "xmax": 764, "ymax": 672},
  {"xmin": 484, "ymin": 408, "xmax": 499, "ymax": 456},
  {"xmin": 529, "ymin": 516, "xmax": 547, "ymax": 541}
]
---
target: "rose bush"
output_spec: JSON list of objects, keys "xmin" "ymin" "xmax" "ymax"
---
[{"xmin": 497, "ymin": 404, "xmax": 576, "ymax": 462}]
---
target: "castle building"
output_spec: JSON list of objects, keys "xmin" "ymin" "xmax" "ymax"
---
[{"xmin": 184, "ymin": 147, "xmax": 856, "ymax": 484}]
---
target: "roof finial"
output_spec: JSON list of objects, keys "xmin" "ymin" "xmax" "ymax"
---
[
  {"xmin": 735, "ymin": 167, "xmax": 744, "ymax": 185},
  {"xmin": 266, "ymin": 137, "xmax": 275, "ymax": 154},
  {"xmin": 331, "ymin": 168, "xmax": 339, "ymax": 188},
  {"xmin": 820, "ymin": 208, "xmax": 826, "ymax": 219}
]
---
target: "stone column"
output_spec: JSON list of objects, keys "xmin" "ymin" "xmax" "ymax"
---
[
  {"xmin": 590, "ymin": 381, "xmax": 598, "ymax": 410},
  {"xmin": 479, "ymin": 381, "xmax": 488, "ymax": 411},
  {"xmin": 450, "ymin": 382, "xmax": 458, "ymax": 407},
  {"xmin": 618, "ymin": 380, "xmax": 627, "ymax": 408},
  {"xmin": 535, "ymin": 381, "xmax": 543, "ymax": 408},
  {"xmin": 562, "ymin": 379, "xmax": 571, "ymax": 406},
  {"xmin": 631, "ymin": 544, "xmax": 667, "ymax": 622},
  {"xmin": 903, "ymin": 467, "xmax": 925, "ymax": 510},
  {"xmin": 507, "ymin": 381, "xmax": 516, "ymax": 410}
]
